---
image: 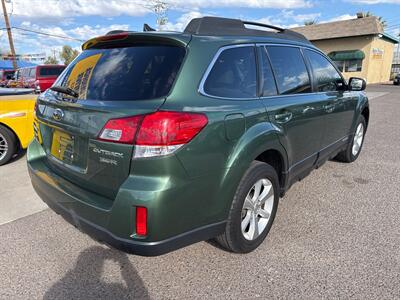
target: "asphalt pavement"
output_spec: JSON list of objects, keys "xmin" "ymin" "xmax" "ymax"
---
[{"xmin": 0, "ymin": 85, "xmax": 399, "ymax": 299}]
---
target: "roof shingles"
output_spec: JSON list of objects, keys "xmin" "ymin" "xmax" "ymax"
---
[{"xmin": 291, "ymin": 17, "xmax": 384, "ymax": 41}]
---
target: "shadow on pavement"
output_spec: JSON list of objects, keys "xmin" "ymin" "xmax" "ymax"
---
[{"xmin": 43, "ymin": 246, "xmax": 150, "ymax": 300}]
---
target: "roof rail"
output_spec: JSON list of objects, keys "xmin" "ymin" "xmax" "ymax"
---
[{"xmin": 184, "ymin": 17, "xmax": 310, "ymax": 43}]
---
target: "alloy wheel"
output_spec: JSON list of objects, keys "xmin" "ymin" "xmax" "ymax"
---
[
  {"xmin": 241, "ymin": 178, "xmax": 274, "ymax": 241},
  {"xmin": 352, "ymin": 123, "xmax": 364, "ymax": 156},
  {"xmin": 0, "ymin": 133, "xmax": 9, "ymax": 161}
]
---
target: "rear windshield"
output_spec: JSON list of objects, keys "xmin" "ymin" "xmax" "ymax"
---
[
  {"xmin": 39, "ymin": 66, "xmax": 65, "ymax": 77},
  {"xmin": 54, "ymin": 45, "xmax": 186, "ymax": 101}
]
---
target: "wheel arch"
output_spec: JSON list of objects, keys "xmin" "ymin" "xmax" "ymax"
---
[
  {"xmin": 218, "ymin": 123, "xmax": 288, "ymax": 218},
  {"xmin": 361, "ymin": 105, "xmax": 370, "ymax": 128}
]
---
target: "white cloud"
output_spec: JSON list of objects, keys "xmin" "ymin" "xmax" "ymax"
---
[
  {"xmin": 6, "ymin": 0, "xmax": 312, "ymax": 19},
  {"xmin": 322, "ymin": 14, "xmax": 355, "ymax": 23},
  {"xmin": 0, "ymin": 23, "xmax": 130, "ymax": 58},
  {"xmin": 8, "ymin": 0, "xmax": 149, "ymax": 18},
  {"xmin": 280, "ymin": 10, "xmax": 320, "ymax": 23},
  {"xmin": 163, "ymin": 11, "xmax": 204, "ymax": 31},
  {"xmin": 346, "ymin": 0, "xmax": 400, "ymax": 3}
]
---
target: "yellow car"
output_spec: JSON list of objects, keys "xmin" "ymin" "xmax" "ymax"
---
[{"xmin": 0, "ymin": 93, "xmax": 37, "ymax": 165}]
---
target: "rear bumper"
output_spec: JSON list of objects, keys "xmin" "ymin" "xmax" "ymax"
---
[
  {"xmin": 29, "ymin": 163, "xmax": 225, "ymax": 256},
  {"xmin": 27, "ymin": 139, "xmax": 226, "ymax": 256}
]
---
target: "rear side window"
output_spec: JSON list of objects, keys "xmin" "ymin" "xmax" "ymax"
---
[
  {"xmin": 39, "ymin": 66, "xmax": 65, "ymax": 77},
  {"xmin": 304, "ymin": 50, "xmax": 343, "ymax": 92},
  {"xmin": 55, "ymin": 45, "xmax": 185, "ymax": 101},
  {"xmin": 203, "ymin": 46, "xmax": 257, "ymax": 98},
  {"xmin": 266, "ymin": 46, "xmax": 311, "ymax": 95}
]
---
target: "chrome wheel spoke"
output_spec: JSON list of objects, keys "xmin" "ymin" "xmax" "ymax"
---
[
  {"xmin": 249, "ymin": 212, "xmax": 259, "ymax": 240},
  {"xmin": 241, "ymin": 211, "xmax": 251, "ymax": 232},
  {"xmin": 251, "ymin": 180, "xmax": 262, "ymax": 202},
  {"xmin": 243, "ymin": 196, "xmax": 253, "ymax": 210},
  {"xmin": 257, "ymin": 208, "xmax": 270, "ymax": 219},
  {"xmin": 258, "ymin": 183, "xmax": 273, "ymax": 205}
]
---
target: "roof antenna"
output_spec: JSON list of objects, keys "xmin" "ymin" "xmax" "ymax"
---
[{"xmin": 143, "ymin": 24, "xmax": 156, "ymax": 32}]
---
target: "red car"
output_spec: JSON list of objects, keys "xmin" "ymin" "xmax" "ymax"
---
[
  {"xmin": 19, "ymin": 65, "xmax": 65, "ymax": 92},
  {"xmin": 0, "ymin": 69, "xmax": 15, "ymax": 87}
]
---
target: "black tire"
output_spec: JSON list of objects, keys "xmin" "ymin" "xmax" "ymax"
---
[
  {"xmin": 0, "ymin": 125, "xmax": 17, "ymax": 166},
  {"xmin": 336, "ymin": 115, "xmax": 366, "ymax": 163},
  {"xmin": 215, "ymin": 161, "xmax": 279, "ymax": 253}
]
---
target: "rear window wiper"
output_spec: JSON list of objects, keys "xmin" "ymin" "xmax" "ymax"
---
[{"xmin": 50, "ymin": 86, "xmax": 79, "ymax": 98}]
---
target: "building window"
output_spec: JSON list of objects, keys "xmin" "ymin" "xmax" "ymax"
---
[
  {"xmin": 333, "ymin": 60, "xmax": 362, "ymax": 73},
  {"xmin": 345, "ymin": 60, "xmax": 363, "ymax": 72},
  {"xmin": 328, "ymin": 50, "xmax": 365, "ymax": 73}
]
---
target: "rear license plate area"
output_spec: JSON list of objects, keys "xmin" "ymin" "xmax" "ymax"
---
[{"xmin": 51, "ymin": 130, "xmax": 76, "ymax": 165}]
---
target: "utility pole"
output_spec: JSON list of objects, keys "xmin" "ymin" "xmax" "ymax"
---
[
  {"xmin": 1, "ymin": 0, "xmax": 17, "ymax": 70},
  {"xmin": 144, "ymin": 0, "xmax": 168, "ymax": 30}
]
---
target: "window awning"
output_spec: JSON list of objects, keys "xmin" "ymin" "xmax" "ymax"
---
[{"xmin": 328, "ymin": 50, "xmax": 365, "ymax": 61}]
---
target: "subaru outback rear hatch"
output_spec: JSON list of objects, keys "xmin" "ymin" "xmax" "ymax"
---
[{"xmin": 35, "ymin": 32, "xmax": 189, "ymax": 200}]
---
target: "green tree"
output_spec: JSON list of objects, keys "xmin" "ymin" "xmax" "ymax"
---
[
  {"xmin": 363, "ymin": 11, "xmax": 387, "ymax": 28},
  {"xmin": 60, "ymin": 45, "xmax": 79, "ymax": 65},
  {"xmin": 304, "ymin": 20, "xmax": 317, "ymax": 26},
  {"xmin": 44, "ymin": 56, "xmax": 59, "ymax": 64}
]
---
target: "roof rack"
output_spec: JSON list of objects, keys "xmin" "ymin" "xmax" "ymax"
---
[{"xmin": 184, "ymin": 17, "xmax": 310, "ymax": 43}]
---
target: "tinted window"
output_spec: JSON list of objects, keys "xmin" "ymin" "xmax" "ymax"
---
[
  {"xmin": 305, "ymin": 50, "xmax": 343, "ymax": 92},
  {"xmin": 260, "ymin": 48, "xmax": 277, "ymax": 97},
  {"xmin": 55, "ymin": 45, "xmax": 185, "ymax": 101},
  {"xmin": 266, "ymin": 46, "xmax": 311, "ymax": 95},
  {"xmin": 204, "ymin": 46, "xmax": 257, "ymax": 98},
  {"xmin": 39, "ymin": 66, "xmax": 65, "ymax": 77}
]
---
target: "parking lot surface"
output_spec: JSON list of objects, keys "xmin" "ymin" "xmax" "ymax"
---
[{"xmin": 1, "ymin": 85, "xmax": 399, "ymax": 299}]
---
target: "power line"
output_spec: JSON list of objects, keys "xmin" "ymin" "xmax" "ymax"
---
[{"xmin": 0, "ymin": 26, "xmax": 84, "ymax": 41}]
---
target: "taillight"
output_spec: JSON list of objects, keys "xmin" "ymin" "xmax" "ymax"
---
[
  {"xmin": 98, "ymin": 115, "xmax": 143, "ymax": 144},
  {"xmin": 97, "ymin": 32, "xmax": 129, "ymax": 42},
  {"xmin": 136, "ymin": 206, "xmax": 147, "ymax": 236},
  {"xmin": 97, "ymin": 111, "xmax": 208, "ymax": 158}
]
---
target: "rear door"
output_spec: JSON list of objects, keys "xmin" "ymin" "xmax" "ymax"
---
[
  {"xmin": 35, "ymin": 42, "xmax": 186, "ymax": 199},
  {"xmin": 303, "ymin": 49, "xmax": 357, "ymax": 154},
  {"xmin": 260, "ymin": 45, "xmax": 326, "ymax": 178}
]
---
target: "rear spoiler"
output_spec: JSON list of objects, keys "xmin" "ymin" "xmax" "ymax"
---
[{"xmin": 82, "ymin": 31, "xmax": 191, "ymax": 50}]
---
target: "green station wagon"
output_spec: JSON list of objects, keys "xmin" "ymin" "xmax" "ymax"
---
[{"xmin": 27, "ymin": 17, "xmax": 369, "ymax": 256}]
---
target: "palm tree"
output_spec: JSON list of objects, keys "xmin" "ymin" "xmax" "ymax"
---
[
  {"xmin": 363, "ymin": 11, "xmax": 387, "ymax": 28},
  {"xmin": 304, "ymin": 20, "xmax": 317, "ymax": 26}
]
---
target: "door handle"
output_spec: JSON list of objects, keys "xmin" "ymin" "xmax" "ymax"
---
[
  {"xmin": 275, "ymin": 111, "xmax": 293, "ymax": 124},
  {"xmin": 324, "ymin": 103, "xmax": 335, "ymax": 113}
]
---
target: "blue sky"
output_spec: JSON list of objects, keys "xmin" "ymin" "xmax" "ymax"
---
[{"xmin": 0, "ymin": 0, "xmax": 399, "ymax": 58}]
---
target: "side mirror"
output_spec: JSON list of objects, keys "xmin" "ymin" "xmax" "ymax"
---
[{"xmin": 348, "ymin": 77, "xmax": 366, "ymax": 91}]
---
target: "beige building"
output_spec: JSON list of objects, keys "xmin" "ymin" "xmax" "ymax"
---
[{"xmin": 293, "ymin": 16, "xmax": 398, "ymax": 84}]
